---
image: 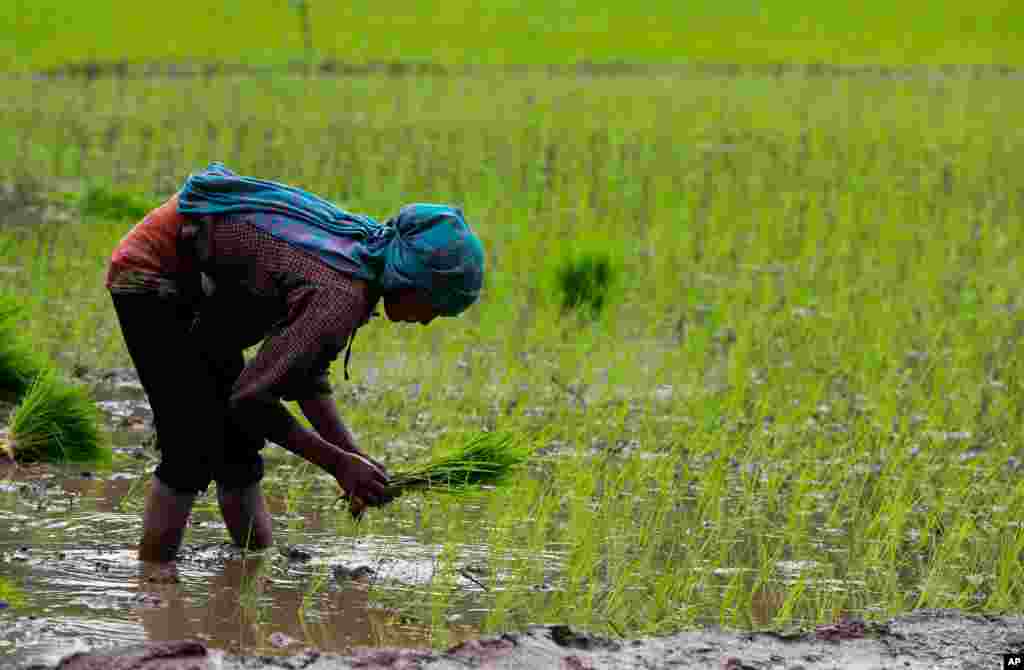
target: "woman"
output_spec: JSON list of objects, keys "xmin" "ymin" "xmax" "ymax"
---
[{"xmin": 106, "ymin": 163, "xmax": 485, "ymax": 563}]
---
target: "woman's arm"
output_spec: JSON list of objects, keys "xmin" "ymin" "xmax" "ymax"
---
[
  {"xmin": 279, "ymin": 421, "xmax": 389, "ymax": 506},
  {"xmin": 229, "ymin": 393, "xmax": 389, "ymax": 506},
  {"xmin": 298, "ymin": 393, "xmax": 355, "ymax": 451},
  {"xmin": 298, "ymin": 393, "xmax": 387, "ymax": 474}
]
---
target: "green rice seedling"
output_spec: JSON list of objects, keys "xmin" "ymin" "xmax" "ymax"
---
[
  {"xmin": 6, "ymin": 368, "xmax": 109, "ymax": 464},
  {"xmin": 337, "ymin": 432, "xmax": 529, "ymax": 511},
  {"xmin": 299, "ymin": 563, "xmax": 332, "ymax": 624},
  {"xmin": 387, "ymin": 431, "xmax": 530, "ymax": 496},
  {"xmin": 553, "ymin": 250, "xmax": 616, "ymax": 320},
  {"xmin": 0, "ymin": 296, "xmax": 48, "ymax": 398}
]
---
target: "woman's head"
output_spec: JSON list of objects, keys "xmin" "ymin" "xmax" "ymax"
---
[
  {"xmin": 383, "ymin": 288, "xmax": 440, "ymax": 324},
  {"xmin": 380, "ymin": 204, "xmax": 485, "ymax": 318}
]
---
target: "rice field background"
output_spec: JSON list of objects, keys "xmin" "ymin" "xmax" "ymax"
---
[
  {"xmin": 1, "ymin": 18, "xmax": 1024, "ymax": 653},
  {"xmin": 3, "ymin": 0, "xmax": 1023, "ymax": 71}
]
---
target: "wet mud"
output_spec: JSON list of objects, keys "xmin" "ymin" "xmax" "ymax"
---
[{"xmin": 7, "ymin": 610, "xmax": 1022, "ymax": 670}]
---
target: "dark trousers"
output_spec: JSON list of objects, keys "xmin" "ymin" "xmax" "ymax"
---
[{"xmin": 110, "ymin": 292, "xmax": 264, "ymax": 494}]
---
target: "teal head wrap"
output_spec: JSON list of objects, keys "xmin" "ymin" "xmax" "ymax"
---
[
  {"xmin": 178, "ymin": 163, "xmax": 485, "ymax": 317},
  {"xmin": 382, "ymin": 204, "xmax": 485, "ymax": 316}
]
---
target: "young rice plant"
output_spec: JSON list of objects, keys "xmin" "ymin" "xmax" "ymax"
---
[{"xmin": 6, "ymin": 368, "xmax": 109, "ymax": 464}]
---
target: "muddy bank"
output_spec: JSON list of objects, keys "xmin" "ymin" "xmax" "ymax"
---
[{"xmin": 9, "ymin": 609, "xmax": 1023, "ymax": 670}]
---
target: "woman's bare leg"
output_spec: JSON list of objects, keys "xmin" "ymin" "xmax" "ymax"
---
[
  {"xmin": 217, "ymin": 482, "xmax": 273, "ymax": 550},
  {"xmin": 138, "ymin": 477, "xmax": 197, "ymax": 563}
]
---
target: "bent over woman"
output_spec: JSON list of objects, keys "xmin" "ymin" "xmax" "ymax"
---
[{"xmin": 106, "ymin": 163, "xmax": 485, "ymax": 563}]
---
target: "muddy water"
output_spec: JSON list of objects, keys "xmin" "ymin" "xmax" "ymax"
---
[
  {"xmin": 0, "ymin": 371, "xmax": 541, "ymax": 667},
  {"xmin": 0, "ymin": 461, "xmax": 504, "ymax": 666}
]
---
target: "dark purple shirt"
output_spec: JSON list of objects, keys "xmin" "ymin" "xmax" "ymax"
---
[{"xmin": 111, "ymin": 212, "xmax": 377, "ymax": 447}]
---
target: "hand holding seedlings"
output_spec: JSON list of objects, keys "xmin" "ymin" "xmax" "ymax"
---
[
  {"xmin": 337, "ymin": 447, "xmax": 396, "ymax": 520},
  {"xmin": 334, "ymin": 432, "xmax": 530, "ymax": 518},
  {"xmin": 332, "ymin": 450, "xmax": 392, "ymax": 509}
]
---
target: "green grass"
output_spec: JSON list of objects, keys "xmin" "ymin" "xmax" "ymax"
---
[
  {"xmin": 7, "ymin": 368, "xmax": 109, "ymax": 464},
  {"xmin": 1, "ymin": 1, "xmax": 1023, "ymax": 71},
  {"xmin": 0, "ymin": 69, "xmax": 1022, "ymax": 639},
  {"xmin": 0, "ymin": 295, "xmax": 48, "ymax": 397},
  {"xmin": 77, "ymin": 185, "xmax": 153, "ymax": 222}
]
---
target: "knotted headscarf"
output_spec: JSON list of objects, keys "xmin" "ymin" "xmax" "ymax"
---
[{"xmin": 178, "ymin": 162, "xmax": 484, "ymax": 316}]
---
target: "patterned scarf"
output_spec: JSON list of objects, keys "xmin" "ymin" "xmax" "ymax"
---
[{"xmin": 178, "ymin": 162, "xmax": 484, "ymax": 316}]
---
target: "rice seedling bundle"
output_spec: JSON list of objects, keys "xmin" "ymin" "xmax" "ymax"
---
[
  {"xmin": 6, "ymin": 368, "xmax": 109, "ymax": 464},
  {"xmin": 0, "ymin": 296, "xmax": 48, "ymax": 398},
  {"xmin": 386, "ymin": 431, "xmax": 530, "ymax": 496},
  {"xmin": 338, "ymin": 432, "xmax": 530, "ymax": 511}
]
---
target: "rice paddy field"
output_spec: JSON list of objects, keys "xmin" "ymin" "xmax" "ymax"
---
[
  {"xmin": 3, "ymin": 0, "xmax": 1023, "ymax": 69},
  {"xmin": 1, "ymin": 9, "xmax": 1024, "ymax": 659}
]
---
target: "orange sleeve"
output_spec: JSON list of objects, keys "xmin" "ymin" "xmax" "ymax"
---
[{"xmin": 109, "ymin": 195, "xmax": 188, "ymax": 276}]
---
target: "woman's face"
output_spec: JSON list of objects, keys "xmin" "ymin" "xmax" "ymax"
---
[{"xmin": 383, "ymin": 288, "xmax": 440, "ymax": 325}]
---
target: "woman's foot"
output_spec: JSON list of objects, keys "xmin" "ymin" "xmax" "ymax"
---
[{"xmin": 138, "ymin": 477, "xmax": 198, "ymax": 563}]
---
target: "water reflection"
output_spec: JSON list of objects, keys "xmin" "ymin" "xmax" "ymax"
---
[
  {"xmin": 0, "ymin": 447, "xmax": 494, "ymax": 666},
  {"xmin": 135, "ymin": 557, "xmax": 477, "ymax": 655}
]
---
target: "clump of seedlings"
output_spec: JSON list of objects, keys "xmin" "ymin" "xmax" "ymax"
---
[
  {"xmin": 0, "ymin": 297, "xmax": 48, "ymax": 398},
  {"xmin": 387, "ymin": 431, "xmax": 529, "ymax": 495},
  {"xmin": 553, "ymin": 249, "xmax": 616, "ymax": 320},
  {"xmin": 339, "ymin": 432, "xmax": 530, "ymax": 510},
  {"xmin": 4, "ymin": 368, "xmax": 109, "ymax": 464}
]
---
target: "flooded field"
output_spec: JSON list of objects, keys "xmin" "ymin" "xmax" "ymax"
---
[
  {"xmin": 0, "ymin": 463, "xmax": 484, "ymax": 665},
  {"xmin": 1, "ymin": 370, "xmax": 516, "ymax": 664},
  {"xmin": 3, "ymin": 361, "xmax": 1023, "ymax": 667},
  {"xmin": 1, "ymin": 69, "xmax": 1023, "ymax": 665}
]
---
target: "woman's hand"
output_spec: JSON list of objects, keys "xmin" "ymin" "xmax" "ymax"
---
[
  {"xmin": 333, "ymin": 450, "xmax": 391, "ymax": 508},
  {"xmin": 281, "ymin": 423, "xmax": 394, "ymax": 520}
]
